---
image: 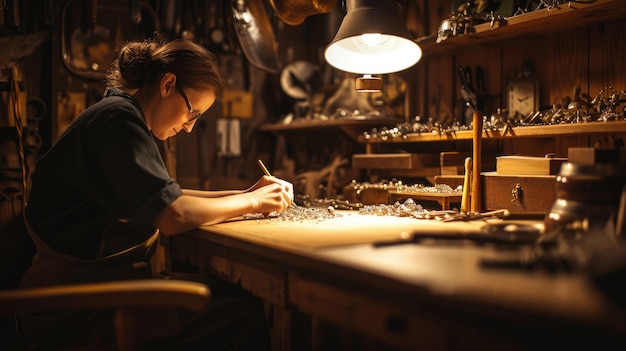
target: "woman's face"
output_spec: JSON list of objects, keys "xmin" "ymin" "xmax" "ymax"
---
[{"xmin": 151, "ymin": 81, "xmax": 217, "ymax": 140}]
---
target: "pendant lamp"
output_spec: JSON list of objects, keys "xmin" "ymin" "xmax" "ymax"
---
[{"xmin": 324, "ymin": 0, "xmax": 421, "ymax": 91}]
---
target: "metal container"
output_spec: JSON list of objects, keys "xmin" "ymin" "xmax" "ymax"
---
[{"xmin": 545, "ymin": 162, "xmax": 626, "ymax": 234}]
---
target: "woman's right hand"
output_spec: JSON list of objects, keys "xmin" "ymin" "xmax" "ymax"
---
[
  {"xmin": 248, "ymin": 181, "xmax": 293, "ymax": 214},
  {"xmin": 245, "ymin": 176, "xmax": 294, "ymax": 209}
]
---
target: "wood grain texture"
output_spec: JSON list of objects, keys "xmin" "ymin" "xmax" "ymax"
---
[{"xmin": 589, "ymin": 19, "xmax": 626, "ymax": 95}]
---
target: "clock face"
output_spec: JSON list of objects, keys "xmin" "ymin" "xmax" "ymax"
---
[{"xmin": 508, "ymin": 79, "xmax": 538, "ymax": 119}]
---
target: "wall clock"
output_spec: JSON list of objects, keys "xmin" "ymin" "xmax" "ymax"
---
[{"xmin": 507, "ymin": 79, "xmax": 538, "ymax": 120}]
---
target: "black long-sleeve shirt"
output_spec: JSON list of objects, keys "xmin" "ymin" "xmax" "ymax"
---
[{"xmin": 25, "ymin": 88, "xmax": 182, "ymax": 259}]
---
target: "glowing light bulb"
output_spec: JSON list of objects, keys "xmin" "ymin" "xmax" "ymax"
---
[{"xmin": 361, "ymin": 33, "xmax": 383, "ymax": 46}]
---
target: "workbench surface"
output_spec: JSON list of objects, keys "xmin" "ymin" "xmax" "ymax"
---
[{"xmin": 170, "ymin": 210, "xmax": 626, "ymax": 350}]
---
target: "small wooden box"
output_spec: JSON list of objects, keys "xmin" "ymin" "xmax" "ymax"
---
[
  {"xmin": 481, "ymin": 172, "xmax": 556, "ymax": 214},
  {"xmin": 496, "ymin": 155, "xmax": 567, "ymax": 175}
]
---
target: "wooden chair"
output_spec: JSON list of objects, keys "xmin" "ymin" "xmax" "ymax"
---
[{"xmin": 0, "ymin": 279, "xmax": 211, "ymax": 351}]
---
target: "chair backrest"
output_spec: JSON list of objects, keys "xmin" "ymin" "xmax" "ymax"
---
[{"xmin": 0, "ymin": 279, "xmax": 211, "ymax": 351}]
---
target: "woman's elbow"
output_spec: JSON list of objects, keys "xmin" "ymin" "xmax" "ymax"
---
[{"xmin": 153, "ymin": 203, "xmax": 191, "ymax": 236}]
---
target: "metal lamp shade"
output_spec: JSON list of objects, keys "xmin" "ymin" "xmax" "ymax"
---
[{"xmin": 324, "ymin": 0, "xmax": 421, "ymax": 75}]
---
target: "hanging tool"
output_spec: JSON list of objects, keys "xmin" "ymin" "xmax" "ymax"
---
[
  {"xmin": 616, "ymin": 186, "xmax": 626, "ymax": 237},
  {"xmin": 458, "ymin": 66, "xmax": 477, "ymax": 125},
  {"xmin": 475, "ymin": 65, "xmax": 486, "ymax": 112}
]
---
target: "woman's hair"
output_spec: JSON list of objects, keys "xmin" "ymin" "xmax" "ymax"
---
[{"xmin": 105, "ymin": 37, "xmax": 222, "ymax": 95}]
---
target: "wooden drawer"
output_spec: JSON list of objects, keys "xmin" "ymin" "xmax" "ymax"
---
[
  {"xmin": 481, "ymin": 172, "xmax": 556, "ymax": 214},
  {"xmin": 288, "ymin": 273, "xmax": 449, "ymax": 351}
]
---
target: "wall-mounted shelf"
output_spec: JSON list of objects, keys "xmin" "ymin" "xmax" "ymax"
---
[
  {"xmin": 358, "ymin": 120, "xmax": 626, "ymax": 144},
  {"xmin": 417, "ymin": 0, "xmax": 626, "ymax": 56},
  {"xmin": 260, "ymin": 117, "xmax": 401, "ymax": 140}
]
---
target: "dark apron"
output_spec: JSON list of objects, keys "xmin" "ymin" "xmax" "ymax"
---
[{"xmin": 19, "ymin": 218, "xmax": 182, "ymax": 350}]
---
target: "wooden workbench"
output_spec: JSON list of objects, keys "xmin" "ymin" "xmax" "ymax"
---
[{"xmin": 168, "ymin": 211, "xmax": 626, "ymax": 351}]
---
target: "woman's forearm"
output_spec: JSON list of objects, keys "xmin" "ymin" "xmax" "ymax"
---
[
  {"xmin": 182, "ymin": 188, "xmax": 243, "ymax": 198},
  {"xmin": 154, "ymin": 193, "xmax": 259, "ymax": 235}
]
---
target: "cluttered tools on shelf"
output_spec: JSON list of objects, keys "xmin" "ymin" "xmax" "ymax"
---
[{"xmin": 361, "ymin": 85, "xmax": 626, "ymax": 142}]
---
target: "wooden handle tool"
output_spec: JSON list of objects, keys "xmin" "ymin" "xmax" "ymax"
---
[
  {"xmin": 471, "ymin": 111, "xmax": 483, "ymax": 212},
  {"xmin": 258, "ymin": 159, "xmax": 296, "ymax": 208},
  {"xmin": 616, "ymin": 186, "xmax": 626, "ymax": 237},
  {"xmin": 461, "ymin": 157, "xmax": 472, "ymax": 213},
  {"xmin": 258, "ymin": 159, "xmax": 272, "ymax": 177}
]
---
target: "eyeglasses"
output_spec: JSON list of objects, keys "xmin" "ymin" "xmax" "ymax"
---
[{"xmin": 176, "ymin": 84, "xmax": 203, "ymax": 123}]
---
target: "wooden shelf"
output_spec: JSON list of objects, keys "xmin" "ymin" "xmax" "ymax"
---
[
  {"xmin": 417, "ymin": 0, "xmax": 626, "ymax": 55},
  {"xmin": 358, "ymin": 120, "xmax": 626, "ymax": 144},
  {"xmin": 260, "ymin": 117, "xmax": 402, "ymax": 139}
]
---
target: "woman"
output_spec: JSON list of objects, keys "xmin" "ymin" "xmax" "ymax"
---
[{"xmin": 20, "ymin": 37, "xmax": 292, "ymax": 350}]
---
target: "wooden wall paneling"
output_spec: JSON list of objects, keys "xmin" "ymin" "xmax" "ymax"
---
[
  {"xmin": 497, "ymin": 137, "xmax": 557, "ymax": 158},
  {"xmin": 424, "ymin": 55, "xmax": 455, "ymax": 124},
  {"xmin": 495, "ymin": 139, "xmax": 514, "ymax": 156},
  {"xmin": 401, "ymin": 64, "xmax": 422, "ymax": 120},
  {"xmin": 554, "ymin": 135, "xmax": 589, "ymax": 157},
  {"xmin": 418, "ymin": 0, "xmax": 455, "ymax": 124},
  {"xmin": 588, "ymin": 19, "xmax": 626, "ymax": 99},
  {"xmin": 403, "ymin": 0, "xmax": 429, "ymax": 39},
  {"xmin": 587, "ymin": 133, "xmax": 626, "ymax": 149},
  {"xmin": 543, "ymin": 27, "xmax": 589, "ymax": 108}
]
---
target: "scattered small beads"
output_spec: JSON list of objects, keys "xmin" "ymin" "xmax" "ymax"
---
[
  {"xmin": 347, "ymin": 179, "xmax": 462, "ymax": 195},
  {"xmin": 395, "ymin": 183, "xmax": 461, "ymax": 193},
  {"xmin": 244, "ymin": 205, "xmax": 342, "ymax": 223},
  {"xmin": 359, "ymin": 198, "xmax": 426, "ymax": 217}
]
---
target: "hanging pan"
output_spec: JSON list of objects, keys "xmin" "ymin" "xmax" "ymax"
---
[
  {"xmin": 231, "ymin": 0, "xmax": 282, "ymax": 74},
  {"xmin": 269, "ymin": 0, "xmax": 338, "ymax": 26}
]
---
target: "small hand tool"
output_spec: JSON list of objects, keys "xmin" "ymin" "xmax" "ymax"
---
[
  {"xmin": 373, "ymin": 220, "xmax": 539, "ymax": 248},
  {"xmin": 257, "ymin": 159, "xmax": 272, "ymax": 177},
  {"xmin": 441, "ymin": 209, "xmax": 510, "ymax": 222},
  {"xmin": 458, "ymin": 66, "xmax": 477, "ymax": 124},
  {"xmin": 461, "ymin": 157, "xmax": 472, "ymax": 213},
  {"xmin": 471, "ymin": 111, "xmax": 483, "ymax": 212}
]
